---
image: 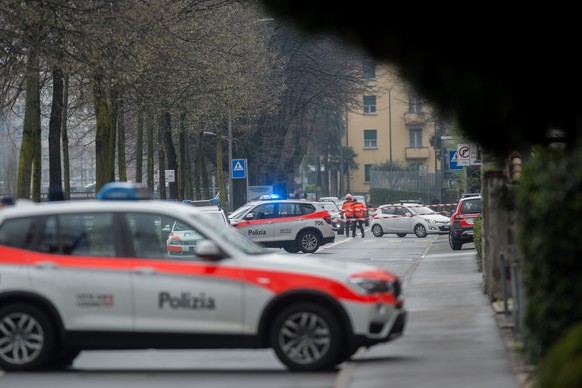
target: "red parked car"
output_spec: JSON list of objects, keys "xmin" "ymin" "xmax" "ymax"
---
[{"xmin": 449, "ymin": 194, "xmax": 482, "ymax": 250}]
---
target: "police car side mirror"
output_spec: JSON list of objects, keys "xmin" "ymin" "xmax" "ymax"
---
[
  {"xmin": 162, "ymin": 225, "xmax": 171, "ymax": 233},
  {"xmin": 244, "ymin": 213, "xmax": 255, "ymax": 220},
  {"xmin": 195, "ymin": 240, "xmax": 224, "ymax": 261}
]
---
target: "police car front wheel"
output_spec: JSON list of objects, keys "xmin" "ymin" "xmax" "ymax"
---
[
  {"xmin": 270, "ymin": 303, "xmax": 343, "ymax": 371},
  {"xmin": 0, "ymin": 303, "xmax": 56, "ymax": 371},
  {"xmin": 298, "ymin": 231, "xmax": 320, "ymax": 253}
]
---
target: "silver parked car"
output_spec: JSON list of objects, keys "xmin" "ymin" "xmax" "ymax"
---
[{"xmin": 371, "ymin": 203, "xmax": 451, "ymax": 238}]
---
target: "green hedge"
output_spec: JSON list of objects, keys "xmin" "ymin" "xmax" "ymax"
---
[{"xmin": 517, "ymin": 145, "xmax": 582, "ymax": 365}]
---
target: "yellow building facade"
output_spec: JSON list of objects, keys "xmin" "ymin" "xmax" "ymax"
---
[{"xmin": 343, "ymin": 64, "xmax": 438, "ymax": 197}]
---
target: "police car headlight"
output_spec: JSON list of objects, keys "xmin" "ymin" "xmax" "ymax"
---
[
  {"xmin": 349, "ymin": 278, "xmax": 390, "ymax": 294},
  {"xmin": 169, "ymin": 239, "xmax": 183, "ymax": 246},
  {"xmin": 426, "ymin": 219, "xmax": 437, "ymax": 224}
]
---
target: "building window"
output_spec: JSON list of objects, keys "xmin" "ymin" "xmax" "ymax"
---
[
  {"xmin": 363, "ymin": 61, "xmax": 376, "ymax": 79},
  {"xmin": 409, "ymin": 95, "xmax": 422, "ymax": 113},
  {"xmin": 409, "ymin": 128, "xmax": 423, "ymax": 148},
  {"xmin": 363, "ymin": 96, "xmax": 376, "ymax": 114},
  {"xmin": 365, "ymin": 164, "xmax": 372, "ymax": 182},
  {"xmin": 363, "ymin": 129, "xmax": 377, "ymax": 148}
]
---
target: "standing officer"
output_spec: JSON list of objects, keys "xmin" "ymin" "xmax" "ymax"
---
[
  {"xmin": 350, "ymin": 197, "xmax": 366, "ymax": 238},
  {"xmin": 341, "ymin": 193, "xmax": 355, "ymax": 236}
]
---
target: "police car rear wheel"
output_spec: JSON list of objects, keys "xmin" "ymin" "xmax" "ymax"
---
[
  {"xmin": 270, "ymin": 303, "xmax": 342, "ymax": 371},
  {"xmin": 298, "ymin": 231, "xmax": 320, "ymax": 253},
  {"xmin": 0, "ymin": 304, "xmax": 56, "ymax": 371}
]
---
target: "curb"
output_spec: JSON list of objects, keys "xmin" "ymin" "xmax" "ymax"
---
[{"xmin": 493, "ymin": 304, "xmax": 537, "ymax": 388}]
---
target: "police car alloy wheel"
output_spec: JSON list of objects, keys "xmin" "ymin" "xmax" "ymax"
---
[
  {"xmin": 298, "ymin": 231, "xmax": 320, "ymax": 253},
  {"xmin": 0, "ymin": 304, "xmax": 56, "ymax": 371},
  {"xmin": 270, "ymin": 302, "xmax": 342, "ymax": 371},
  {"xmin": 414, "ymin": 224, "xmax": 428, "ymax": 238}
]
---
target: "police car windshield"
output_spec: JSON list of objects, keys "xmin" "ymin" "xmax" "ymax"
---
[
  {"xmin": 189, "ymin": 213, "xmax": 268, "ymax": 255},
  {"xmin": 229, "ymin": 204, "xmax": 254, "ymax": 220}
]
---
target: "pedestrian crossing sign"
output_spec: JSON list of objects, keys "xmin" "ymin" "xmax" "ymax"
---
[
  {"xmin": 232, "ymin": 159, "xmax": 246, "ymax": 179},
  {"xmin": 449, "ymin": 150, "xmax": 463, "ymax": 170}
]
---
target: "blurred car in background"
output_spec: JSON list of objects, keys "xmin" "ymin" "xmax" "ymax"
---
[
  {"xmin": 316, "ymin": 201, "xmax": 342, "ymax": 231},
  {"xmin": 228, "ymin": 199, "xmax": 335, "ymax": 253},
  {"xmin": 449, "ymin": 194, "xmax": 482, "ymax": 250},
  {"xmin": 371, "ymin": 203, "xmax": 451, "ymax": 238},
  {"xmin": 319, "ymin": 196, "xmax": 340, "ymax": 204}
]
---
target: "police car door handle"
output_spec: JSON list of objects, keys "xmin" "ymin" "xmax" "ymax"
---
[{"xmin": 134, "ymin": 266, "xmax": 157, "ymax": 275}]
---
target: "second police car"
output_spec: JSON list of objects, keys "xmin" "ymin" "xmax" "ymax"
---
[
  {"xmin": 228, "ymin": 198, "xmax": 336, "ymax": 253},
  {"xmin": 0, "ymin": 190, "xmax": 406, "ymax": 372}
]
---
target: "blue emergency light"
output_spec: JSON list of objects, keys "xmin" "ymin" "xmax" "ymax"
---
[{"xmin": 96, "ymin": 182, "xmax": 152, "ymax": 200}]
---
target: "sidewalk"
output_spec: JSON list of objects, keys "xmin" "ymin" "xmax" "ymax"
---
[{"xmin": 338, "ymin": 246, "xmax": 529, "ymax": 388}]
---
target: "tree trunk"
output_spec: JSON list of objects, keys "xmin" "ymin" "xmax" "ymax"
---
[
  {"xmin": 93, "ymin": 75, "xmax": 115, "ymax": 191},
  {"xmin": 117, "ymin": 96, "xmax": 127, "ymax": 182},
  {"xmin": 146, "ymin": 107, "xmax": 155, "ymax": 190},
  {"xmin": 62, "ymin": 74, "xmax": 70, "ymax": 199},
  {"xmin": 194, "ymin": 132, "xmax": 203, "ymax": 200},
  {"xmin": 185, "ymin": 135, "xmax": 193, "ymax": 199},
  {"xmin": 48, "ymin": 67, "xmax": 63, "ymax": 191},
  {"xmin": 178, "ymin": 112, "xmax": 187, "ymax": 201},
  {"xmin": 135, "ymin": 110, "xmax": 144, "ymax": 183},
  {"xmin": 109, "ymin": 86, "xmax": 118, "ymax": 181},
  {"xmin": 17, "ymin": 51, "xmax": 40, "ymax": 199},
  {"xmin": 161, "ymin": 111, "xmax": 178, "ymax": 200},
  {"xmin": 157, "ymin": 115, "xmax": 166, "ymax": 199},
  {"xmin": 216, "ymin": 127, "xmax": 225, "ymax": 204}
]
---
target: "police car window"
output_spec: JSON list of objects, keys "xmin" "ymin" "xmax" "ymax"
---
[
  {"xmin": 299, "ymin": 203, "xmax": 315, "ymax": 215},
  {"xmin": 60, "ymin": 214, "xmax": 92, "ymax": 255},
  {"xmin": 0, "ymin": 217, "xmax": 36, "ymax": 249},
  {"xmin": 124, "ymin": 213, "xmax": 168, "ymax": 258},
  {"xmin": 254, "ymin": 204, "xmax": 275, "ymax": 219},
  {"xmin": 278, "ymin": 203, "xmax": 295, "ymax": 218},
  {"xmin": 34, "ymin": 213, "xmax": 115, "ymax": 257},
  {"xmin": 125, "ymin": 213, "xmax": 208, "ymax": 260},
  {"xmin": 382, "ymin": 207, "xmax": 396, "ymax": 215},
  {"xmin": 37, "ymin": 216, "xmax": 58, "ymax": 254}
]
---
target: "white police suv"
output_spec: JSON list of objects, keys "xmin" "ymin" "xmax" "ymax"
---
[
  {"xmin": 0, "ymin": 199, "xmax": 406, "ymax": 372},
  {"xmin": 228, "ymin": 199, "xmax": 336, "ymax": 253}
]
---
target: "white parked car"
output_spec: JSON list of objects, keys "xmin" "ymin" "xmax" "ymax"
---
[
  {"xmin": 371, "ymin": 203, "xmax": 451, "ymax": 238},
  {"xmin": 0, "ymin": 199, "xmax": 406, "ymax": 372},
  {"xmin": 228, "ymin": 199, "xmax": 335, "ymax": 253}
]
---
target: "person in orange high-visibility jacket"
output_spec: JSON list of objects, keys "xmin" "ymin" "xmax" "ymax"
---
[
  {"xmin": 341, "ymin": 194, "xmax": 355, "ymax": 236},
  {"xmin": 350, "ymin": 198, "xmax": 366, "ymax": 238}
]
